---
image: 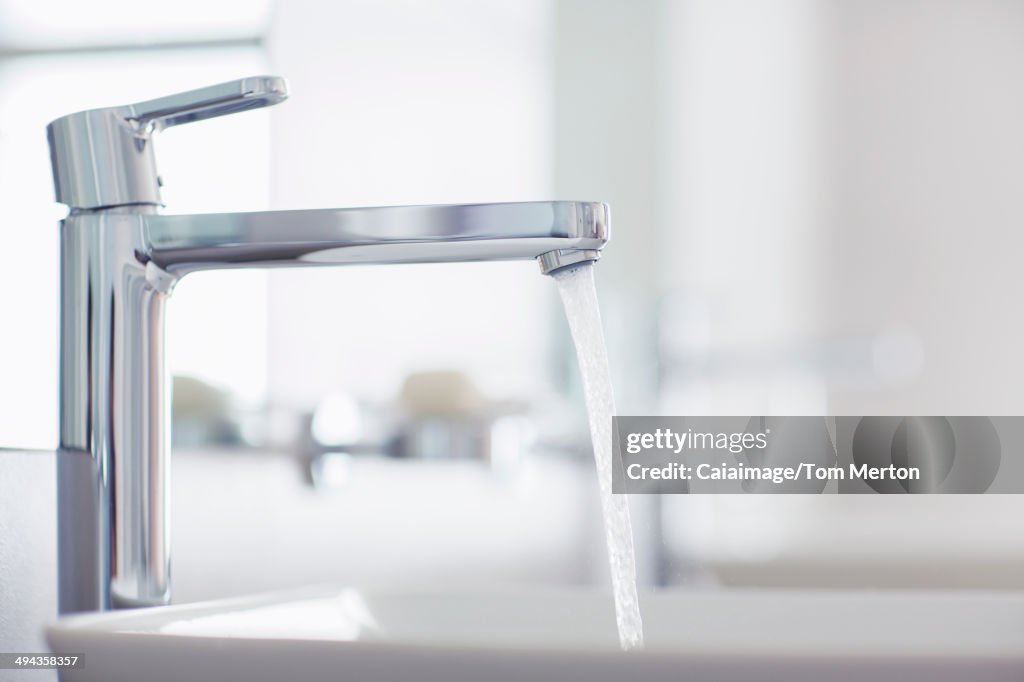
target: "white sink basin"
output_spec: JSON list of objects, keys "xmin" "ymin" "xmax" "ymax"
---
[{"xmin": 47, "ymin": 586, "xmax": 1024, "ymax": 681}]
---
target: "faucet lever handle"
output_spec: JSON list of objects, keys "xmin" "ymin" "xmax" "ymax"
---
[
  {"xmin": 124, "ymin": 76, "xmax": 288, "ymax": 131},
  {"xmin": 48, "ymin": 75, "xmax": 289, "ymax": 210}
]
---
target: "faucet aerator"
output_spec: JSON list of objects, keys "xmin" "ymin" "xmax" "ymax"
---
[{"xmin": 537, "ymin": 249, "xmax": 602, "ymax": 276}]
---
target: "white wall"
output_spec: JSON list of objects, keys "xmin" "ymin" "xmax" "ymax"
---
[
  {"xmin": 650, "ymin": 0, "xmax": 1024, "ymax": 415},
  {"xmin": 822, "ymin": 0, "xmax": 1024, "ymax": 414},
  {"xmin": 659, "ymin": 0, "xmax": 827, "ymax": 415}
]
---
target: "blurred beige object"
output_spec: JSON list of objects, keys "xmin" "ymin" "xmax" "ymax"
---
[
  {"xmin": 394, "ymin": 371, "xmax": 531, "ymax": 463},
  {"xmin": 172, "ymin": 375, "xmax": 242, "ymax": 447},
  {"xmin": 399, "ymin": 371, "xmax": 487, "ymax": 418},
  {"xmin": 174, "ymin": 375, "xmax": 233, "ymax": 414}
]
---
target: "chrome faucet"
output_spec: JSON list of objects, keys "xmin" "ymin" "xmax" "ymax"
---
[{"xmin": 49, "ymin": 76, "xmax": 608, "ymax": 614}]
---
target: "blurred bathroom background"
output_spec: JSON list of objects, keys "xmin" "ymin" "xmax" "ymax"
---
[{"xmin": 3, "ymin": 0, "xmax": 1024, "ymax": 605}]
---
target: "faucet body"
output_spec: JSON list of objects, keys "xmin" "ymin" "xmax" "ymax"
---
[{"xmin": 51, "ymin": 78, "xmax": 608, "ymax": 613}]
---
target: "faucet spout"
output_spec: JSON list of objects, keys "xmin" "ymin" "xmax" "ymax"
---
[{"xmin": 141, "ymin": 201, "xmax": 608, "ymax": 276}]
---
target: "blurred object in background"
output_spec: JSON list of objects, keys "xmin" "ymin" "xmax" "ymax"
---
[
  {"xmin": 395, "ymin": 371, "xmax": 532, "ymax": 466},
  {"xmin": 172, "ymin": 376, "xmax": 244, "ymax": 449},
  {"xmin": 400, "ymin": 371, "xmax": 488, "ymax": 419},
  {"xmin": 310, "ymin": 390, "xmax": 366, "ymax": 450},
  {"xmin": 304, "ymin": 371, "xmax": 536, "ymax": 489}
]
